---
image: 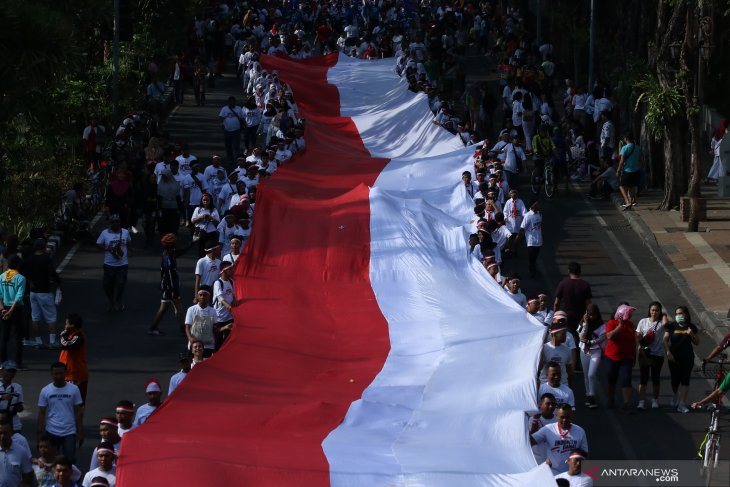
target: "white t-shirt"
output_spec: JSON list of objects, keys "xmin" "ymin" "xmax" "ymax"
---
[
  {"xmin": 192, "ymin": 207, "xmax": 220, "ymax": 234},
  {"xmin": 636, "ymin": 318, "xmax": 665, "ymax": 356},
  {"xmin": 219, "ymin": 105, "xmax": 244, "ymax": 132},
  {"xmin": 491, "ymin": 225, "xmax": 512, "ymax": 250},
  {"xmin": 203, "ymin": 165, "xmax": 226, "ymax": 189},
  {"xmin": 38, "ymin": 382, "xmax": 83, "ymax": 436},
  {"xmin": 275, "ymin": 148, "xmax": 292, "ymax": 164},
  {"xmin": 554, "ymin": 471, "xmax": 594, "ymax": 487},
  {"xmin": 530, "ymin": 414, "xmax": 557, "ymax": 464},
  {"xmin": 96, "ymin": 228, "xmax": 131, "ymax": 266},
  {"xmin": 154, "ymin": 161, "xmax": 170, "ymax": 183},
  {"xmin": 507, "ymin": 290, "xmax": 527, "ymax": 308},
  {"xmin": 195, "ymin": 256, "xmax": 221, "ymax": 287},
  {"xmin": 82, "ymin": 467, "xmax": 116, "ymax": 487},
  {"xmin": 185, "ymin": 304, "xmax": 218, "ymax": 349},
  {"xmin": 132, "ymin": 403, "xmax": 157, "ymax": 428},
  {"xmin": 168, "ymin": 370, "xmax": 187, "ymax": 396},
  {"xmin": 503, "ymin": 198, "xmax": 526, "ymax": 233},
  {"xmin": 520, "ymin": 210, "xmax": 543, "ymax": 247},
  {"xmin": 175, "ymin": 154, "xmax": 197, "ymax": 175},
  {"xmin": 188, "ymin": 173, "xmax": 207, "ymax": 206},
  {"xmin": 532, "ymin": 422, "xmax": 589, "ymax": 474},
  {"xmin": 503, "ymin": 143, "xmax": 525, "ymax": 174},
  {"xmin": 502, "ymin": 85, "xmax": 512, "ymax": 108},
  {"xmin": 217, "ymin": 222, "xmax": 243, "ymax": 254},
  {"xmin": 0, "ymin": 382, "xmax": 24, "ymax": 431},
  {"xmin": 538, "ymin": 382, "xmax": 576, "ymax": 408},
  {"xmin": 540, "ymin": 342, "xmax": 572, "ymax": 385},
  {"xmin": 511, "ymin": 100, "xmax": 523, "ymax": 126},
  {"xmin": 213, "ymin": 278, "xmax": 235, "ymax": 322}
]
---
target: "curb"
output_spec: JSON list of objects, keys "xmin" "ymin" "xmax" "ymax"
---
[{"xmin": 609, "ymin": 193, "xmax": 727, "ymax": 342}]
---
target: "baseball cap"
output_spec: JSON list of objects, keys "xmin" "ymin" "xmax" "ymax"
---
[{"xmin": 1, "ymin": 360, "xmax": 18, "ymax": 371}]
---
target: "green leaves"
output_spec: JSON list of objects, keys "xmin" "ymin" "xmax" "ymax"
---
[{"xmin": 633, "ymin": 74, "xmax": 683, "ymax": 140}]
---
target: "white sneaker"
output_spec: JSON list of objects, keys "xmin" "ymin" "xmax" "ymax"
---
[
  {"xmin": 651, "ymin": 399, "xmax": 660, "ymax": 409},
  {"xmin": 677, "ymin": 402, "xmax": 690, "ymax": 413},
  {"xmin": 637, "ymin": 400, "xmax": 645, "ymax": 411}
]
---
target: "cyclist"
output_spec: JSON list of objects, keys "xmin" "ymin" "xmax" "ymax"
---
[
  {"xmin": 691, "ymin": 362, "xmax": 729, "ymax": 409},
  {"xmin": 702, "ymin": 330, "xmax": 730, "ymax": 364},
  {"xmin": 532, "ymin": 124, "xmax": 557, "ymax": 187},
  {"xmin": 691, "ymin": 331, "xmax": 730, "ymax": 409}
]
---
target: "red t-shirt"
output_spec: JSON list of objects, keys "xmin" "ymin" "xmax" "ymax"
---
[{"xmin": 604, "ymin": 319, "xmax": 636, "ymax": 361}]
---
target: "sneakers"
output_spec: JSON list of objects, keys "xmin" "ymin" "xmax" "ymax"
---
[
  {"xmin": 651, "ymin": 399, "xmax": 660, "ymax": 409},
  {"xmin": 670, "ymin": 397, "xmax": 678, "ymax": 408},
  {"xmin": 586, "ymin": 396, "xmax": 598, "ymax": 409},
  {"xmin": 22, "ymin": 339, "xmax": 36, "ymax": 348},
  {"xmin": 637, "ymin": 400, "xmax": 645, "ymax": 411},
  {"xmin": 677, "ymin": 402, "xmax": 690, "ymax": 414}
]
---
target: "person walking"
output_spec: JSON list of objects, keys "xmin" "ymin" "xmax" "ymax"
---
[
  {"xmin": 149, "ymin": 234, "xmax": 190, "ymax": 336},
  {"xmin": 636, "ymin": 302, "xmax": 666, "ymax": 410},
  {"xmin": 37, "ymin": 362, "xmax": 84, "ymax": 463},
  {"xmin": 22, "ymin": 237, "xmax": 62, "ymax": 348},
  {"xmin": 604, "ymin": 304, "xmax": 636, "ymax": 412},
  {"xmin": 219, "ymin": 96, "xmax": 245, "ymax": 165},
  {"xmin": 519, "ymin": 199, "xmax": 542, "ymax": 277},
  {"xmin": 663, "ymin": 306, "xmax": 698, "ymax": 413},
  {"xmin": 191, "ymin": 193, "xmax": 220, "ymax": 258},
  {"xmin": 576, "ymin": 304, "xmax": 606, "ymax": 409},
  {"xmin": 58, "ymin": 313, "xmax": 89, "ymax": 404},
  {"xmin": 553, "ymin": 262, "xmax": 592, "ymax": 341},
  {"xmin": 95, "ymin": 215, "xmax": 131, "ymax": 312}
]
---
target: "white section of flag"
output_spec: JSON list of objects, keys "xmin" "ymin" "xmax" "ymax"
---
[{"xmin": 323, "ymin": 54, "xmax": 555, "ymax": 486}]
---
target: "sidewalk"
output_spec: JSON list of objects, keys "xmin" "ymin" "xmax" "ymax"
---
[{"xmin": 610, "ymin": 183, "xmax": 730, "ymax": 340}]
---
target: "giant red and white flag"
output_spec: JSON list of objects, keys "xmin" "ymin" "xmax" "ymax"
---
[{"xmin": 117, "ymin": 53, "xmax": 554, "ymax": 486}]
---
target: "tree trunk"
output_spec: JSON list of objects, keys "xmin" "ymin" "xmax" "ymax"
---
[{"xmin": 658, "ymin": 117, "xmax": 687, "ymax": 210}]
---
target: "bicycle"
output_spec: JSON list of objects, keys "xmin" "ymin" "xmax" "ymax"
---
[
  {"xmin": 697, "ymin": 353, "xmax": 727, "ymax": 486},
  {"xmin": 531, "ymin": 156, "xmax": 554, "ymax": 198}
]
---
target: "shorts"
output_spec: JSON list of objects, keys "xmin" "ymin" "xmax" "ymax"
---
[
  {"xmin": 161, "ymin": 289, "xmax": 180, "ymax": 302},
  {"xmin": 30, "ymin": 292, "xmax": 57, "ymax": 323},
  {"xmin": 620, "ymin": 170, "xmax": 639, "ymax": 187}
]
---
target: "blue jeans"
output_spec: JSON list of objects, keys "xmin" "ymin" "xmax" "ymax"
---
[
  {"xmin": 224, "ymin": 129, "xmax": 241, "ymax": 166},
  {"xmin": 47, "ymin": 431, "xmax": 77, "ymax": 463}
]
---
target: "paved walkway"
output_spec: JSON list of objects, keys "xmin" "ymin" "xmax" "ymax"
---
[{"xmin": 608, "ymin": 183, "xmax": 730, "ymax": 341}]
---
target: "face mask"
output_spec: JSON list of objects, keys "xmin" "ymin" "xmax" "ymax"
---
[{"xmin": 675, "ymin": 315, "xmax": 685, "ymax": 324}]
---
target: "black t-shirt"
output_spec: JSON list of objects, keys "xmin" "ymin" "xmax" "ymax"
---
[
  {"xmin": 20, "ymin": 253, "xmax": 60, "ymax": 293},
  {"xmin": 665, "ymin": 322, "xmax": 698, "ymax": 359},
  {"xmin": 554, "ymin": 278, "xmax": 592, "ymax": 321}
]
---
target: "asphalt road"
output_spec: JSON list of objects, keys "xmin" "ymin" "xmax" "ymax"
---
[{"xmin": 12, "ymin": 67, "xmax": 729, "ymax": 484}]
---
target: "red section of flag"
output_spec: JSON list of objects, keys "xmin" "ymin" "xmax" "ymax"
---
[{"xmin": 117, "ymin": 53, "xmax": 391, "ymax": 486}]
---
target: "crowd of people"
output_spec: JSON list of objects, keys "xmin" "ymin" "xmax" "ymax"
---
[{"xmin": 2, "ymin": 1, "xmax": 730, "ymax": 486}]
